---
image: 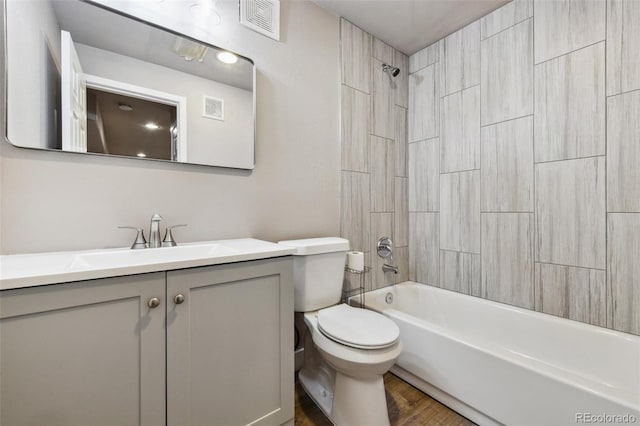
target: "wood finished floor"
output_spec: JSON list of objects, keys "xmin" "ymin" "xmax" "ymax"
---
[{"xmin": 294, "ymin": 372, "xmax": 476, "ymax": 426}]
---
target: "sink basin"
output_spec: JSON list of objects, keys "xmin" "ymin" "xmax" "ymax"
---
[
  {"xmin": 0, "ymin": 238, "xmax": 297, "ymax": 290},
  {"xmin": 70, "ymin": 243, "xmax": 238, "ymax": 269}
]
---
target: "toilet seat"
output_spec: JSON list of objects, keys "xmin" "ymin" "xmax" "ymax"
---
[{"xmin": 317, "ymin": 304, "xmax": 399, "ymax": 349}]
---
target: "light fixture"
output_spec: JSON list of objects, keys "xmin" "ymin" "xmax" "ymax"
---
[
  {"xmin": 118, "ymin": 103, "xmax": 133, "ymax": 112},
  {"xmin": 172, "ymin": 37, "xmax": 209, "ymax": 62},
  {"xmin": 217, "ymin": 51, "xmax": 238, "ymax": 64},
  {"xmin": 190, "ymin": 0, "xmax": 221, "ymax": 24},
  {"xmin": 136, "ymin": 152, "xmax": 147, "ymax": 158},
  {"xmin": 144, "ymin": 122, "xmax": 160, "ymax": 130}
]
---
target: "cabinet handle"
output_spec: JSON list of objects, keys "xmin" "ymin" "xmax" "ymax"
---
[
  {"xmin": 147, "ymin": 297, "xmax": 161, "ymax": 308},
  {"xmin": 174, "ymin": 294, "xmax": 185, "ymax": 305}
]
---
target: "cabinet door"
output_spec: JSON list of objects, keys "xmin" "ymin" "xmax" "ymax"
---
[
  {"xmin": 167, "ymin": 257, "xmax": 294, "ymax": 426},
  {"xmin": 0, "ymin": 273, "xmax": 166, "ymax": 426}
]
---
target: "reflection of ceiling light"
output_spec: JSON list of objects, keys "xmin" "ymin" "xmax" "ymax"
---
[
  {"xmin": 145, "ymin": 122, "xmax": 160, "ymax": 130},
  {"xmin": 118, "ymin": 103, "xmax": 133, "ymax": 111},
  {"xmin": 137, "ymin": 152, "xmax": 147, "ymax": 158},
  {"xmin": 190, "ymin": 0, "xmax": 221, "ymax": 24},
  {"xmin": 217, "ymin": 51, "xmax": 238, "ymax": 64},
  {"xmin": 172, "ymin": 37, "xmax": 209, "ymax": 62}
]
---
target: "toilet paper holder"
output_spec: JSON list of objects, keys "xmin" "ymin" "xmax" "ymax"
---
[{"xmin": 343, "ymin": 265, "xmax": 370, "ymax": 308}]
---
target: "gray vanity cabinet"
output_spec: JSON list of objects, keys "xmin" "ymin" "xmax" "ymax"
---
[
  {"xmin": 0, "ymin": 273, "xmax": 167, "ymax": 426},
  {"xmin": 166, "ymin": 257, "xmax": 294, "ymax": 426},
  {"xmin": 0, "ymin": 257, "xmax": 294, "ymax": 426}
]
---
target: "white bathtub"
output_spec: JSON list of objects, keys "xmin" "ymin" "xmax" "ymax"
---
[{"xmin": 360, "ymin": 282, "xmax": 640, "ymax": 426}]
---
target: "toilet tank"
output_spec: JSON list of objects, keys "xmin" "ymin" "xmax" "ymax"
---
[{"xmin": 278, "ymin": 237, "xmax": 350, "ymax": 312}]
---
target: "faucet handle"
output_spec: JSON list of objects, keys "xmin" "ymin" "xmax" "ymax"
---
[
  {"xmin": 118, "ymin": 226, "xmax": 148, "ymax": 249},
  {"xmin": 162, "ymin": 224, "xmax": 187, "ymax": 247}
]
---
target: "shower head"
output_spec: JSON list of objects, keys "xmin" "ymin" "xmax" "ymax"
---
[{"xmin": 382, "ymin": 63, "xmax": 400, "ymax": 77}]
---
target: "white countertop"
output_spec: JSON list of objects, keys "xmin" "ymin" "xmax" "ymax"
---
[{"xmin": 0, "ymin": 239, "xmax": 296, "ymax": 290}]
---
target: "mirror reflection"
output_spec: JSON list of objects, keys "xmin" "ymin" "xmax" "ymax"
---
[{"xmin": 5, "ymin": 0, "xmax": 256, "ymax": 169}]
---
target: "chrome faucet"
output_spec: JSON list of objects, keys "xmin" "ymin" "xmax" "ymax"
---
[
  {"xmin": 148, "ymin": 213, "xmax": 163, "ymax": 248},
  {"xmin": 382, "ymin": 264, "xmax": 399, "ymax": 274},
  {"xmin": 120, "ymin": 214, "xmax": 187, "ymax": 249}
]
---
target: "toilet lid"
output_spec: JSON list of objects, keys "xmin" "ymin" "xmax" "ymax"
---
[{"xmin": 317, "ymin": 304, "xmax": 400, "ymax": 349}]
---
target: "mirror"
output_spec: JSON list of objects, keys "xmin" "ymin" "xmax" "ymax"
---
[{"xmin": 4, "ymin": 0, "xmax": 256, "ymax": 169}]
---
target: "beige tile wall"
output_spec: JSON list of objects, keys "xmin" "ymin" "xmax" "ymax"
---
[
  {"xmin": 340, "ymin": 19, "xmax": 409, "ymax": 291},
  {"xmin": 407, "ymin": 0, "xmax": 640, "ymax": 335}
]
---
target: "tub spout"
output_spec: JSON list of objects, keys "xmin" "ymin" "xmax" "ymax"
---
[{"xmin": 383, "ymin": 264, "xmax": 399, "ymax": 274}]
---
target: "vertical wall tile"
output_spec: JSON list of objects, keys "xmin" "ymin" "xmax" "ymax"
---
[
  {"xmin": 373, "ymin": 38, "xmax": 395, "ymax": 64},
  {"xmin": 341, "ymin": 19, "xmax": 371, "ymax": 93},
  {"xmin": 534, "ymin": 0, "xmax": 605, "ymax": 64},
  {"xmin": 608, "ymin": 214, "xmax": 640, "ymax": 335},
  {"xmin": 341, "ymin": 85, "xmax": 370, "ymax": 172},
  {"xmin": 480, "ymin": 0, "xmax": 533, "ymax": 40},
  {"xmin": 394, "ymin": 177, "xmax": 408, "ymax": 247},
  {"xmin": 535, "ymin": 263, "xmax": 607, "ymax": 327},
  {"xmin": 607, "ymin": 90, "xmax": 640, "ymax": 212},
  {"xmin": 441, "ymin": 21, "xmax": 480, "ymax": 96},
  {"xmin": 341, "ymin": 171, "xmax": 370, "ymax": 252},
  {"xmin": 481, "ymin": 213, "xmax": 534, "ymax": 308},
  {"xmin": 394, "ymin": 50, "xmax": 409, "ymax": 108},
  {"xmin": 370, "ymin": 136, "xmax": 395, "ymax": 212},
  {"xmin": 535, "ymin": 157, "xmax": 606, "ymax": 269},
  {"xmin": 395, "ymin": 106, "xmax": 407, "ymax": 177},
  {"xmin": 409, "ymin": 63, "xmax": 439, "ymax": 142},
  {"xmin": 371, "ymin": 213, "xmax": 394, "ymax": 290},
  {"xmin": 408, "ymin": 138, "xmax": 439, "ymax": 212},
  {"xmin": 372, "ymin": 58, "xmax": 395, "ymax": 139},
  {"xmin": 481, "ymin": 19, "xmax": 533, "ymax": 125},
  {"xmin": 607, "ymin": 0, "xmax": 640, "ymax": 95},
  {"xmin": 481, "ymin": 115, "xmax": 533, "ymax": 212},
  {"xmin": 440, "ymin": 170, "xmax": 480, "ymax": 253},
  {"xmin": 394, "ymin": 246, "xmax": 410, "ymax": 284},
  {"xmin": 410, "ymin": 40, "xmax": 440, "ymax": 74},
  {"xmin": 409, "ymin": 213, "xmax": 439, "ymax": 285},
  {"xmin": 440, "ymin": 250, "xmax": 481, "ymax": 296},
  {"xmin": 534, "ymin": 42, "xmax": 605, "ymax": 162},
  {"xmin": 441, "ymin": 85, "xmax": 480, "ymax": 173}
]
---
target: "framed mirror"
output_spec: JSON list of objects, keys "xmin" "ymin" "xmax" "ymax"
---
[{"xmin": 4, "ymin": 0, "xmax": 256, "ymax": 169}]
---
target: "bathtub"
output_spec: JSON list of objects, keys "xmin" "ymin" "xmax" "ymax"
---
[{"xmin": 359, "ymin": 282, "xmax": 640, "ymax": 426}]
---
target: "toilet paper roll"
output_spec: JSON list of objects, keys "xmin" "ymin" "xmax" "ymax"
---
[{"xmin": 347, "ymin": 251, "xmax": 364, "ymax": 271}]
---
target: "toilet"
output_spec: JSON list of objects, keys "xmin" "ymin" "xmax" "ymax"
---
[{"xmin": 278, "ymin": 237, "xmax": 402, "ymax": 426}]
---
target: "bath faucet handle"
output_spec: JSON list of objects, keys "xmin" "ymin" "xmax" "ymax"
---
[
  {"xmin": 118, "ymin": 226, "xmax": 148, "ymax": 249},
  {"xmin": 162, "ymin": 224, "xmax": 187, "ymax": 247}
]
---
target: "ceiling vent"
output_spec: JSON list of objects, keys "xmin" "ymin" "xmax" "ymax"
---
[{"xmin": 239, "ymin": 0, "xmax": 280, "ymax": 41}]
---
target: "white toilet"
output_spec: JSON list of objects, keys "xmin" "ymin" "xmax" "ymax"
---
[{"xmin": 278, "ymin": 237, "xmax": 402, "ymax": 426}]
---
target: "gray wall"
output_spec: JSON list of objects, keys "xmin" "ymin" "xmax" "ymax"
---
[
  {"xmin": 0, "ymin": 0, "xmax": 341, "ymax": 254},
  {"xmin": 339, "ymin": 19, "xmax": 409, "ymax": 292},
  {"xmin": 407, "ymin": 0, "xmax": 640, "ymax": 335}
]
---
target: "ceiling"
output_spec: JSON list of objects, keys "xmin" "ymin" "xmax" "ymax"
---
[{"xmin": 311, "ymin": 0, "xmax": 510, "ymax": 55}]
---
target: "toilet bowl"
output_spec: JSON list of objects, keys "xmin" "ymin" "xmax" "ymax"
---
[
  {"xmin": 300, "ymin": 305, "xmax": 402, "ymax": 426},
  {"xmin": 278, "ymin": 237, "xmax": 401, "ymax": 426}
]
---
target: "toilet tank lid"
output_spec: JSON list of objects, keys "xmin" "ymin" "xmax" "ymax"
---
[{"xmin": 277, "ymin": 237, "xmax": 350, "ymax": 255}]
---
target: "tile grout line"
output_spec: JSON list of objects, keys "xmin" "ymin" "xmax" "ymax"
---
[
  {"xmin": 535, "ymin": 154, "xmax": 606, "ymax": 166},
  {"xmin": 532, "ymin": 0, "xmax": 537, "ymax": 312},
  {"xmin": 533, "ymin": 39, "xmax": 606, "ymax": 67},
  {"xmin": 534, "ymin": 260, "xmax": 607, "ymax": 273},
  {"xmin": 481, "ymin": 15, "xmax": 533, "ymax": 43},
  {"xmin": 606, "ymin": 87, "xmax": 640, "ymax": 99},
  {"xmin": 481, "ymin": 113, "xmax": 534, "ymax": 129},
  {"xmin": 604, "ymin": 0, "xmax": 608, "ymax": 329}
]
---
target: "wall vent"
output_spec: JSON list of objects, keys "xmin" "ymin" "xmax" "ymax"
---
[
  {"xmin": 239, "ymin": 0, "xmax": 280, "ymax": 41},
  {"xmin": 203, "ymin": 96, "xmax": 224, "ymax": 121}
]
